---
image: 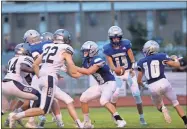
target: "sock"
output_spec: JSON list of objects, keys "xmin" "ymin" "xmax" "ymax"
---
[
  {"xmin": 75, "ymin": 119, "xmax": 82, "ymax": 128},
  {"xmin": 140, "ymin": 114, "xmax": 144, "ymax": 119},
  {"xmin": 182, "ymin": 115, "xmax": 187, "ymax": 125},
  {"xmin": 84, "ymin": 113, "xmax": 90, "ymax": 122},
  {"xmin": 14, "ymin": 112, "xmax": 25, "ymax": 120},
  {"xmin": 113, "ymin": 112, "xmax": 123, "ymax": 121},
  {"xmin": 56, "ymin": 114, "xmax": 63, "ymax": 123}
]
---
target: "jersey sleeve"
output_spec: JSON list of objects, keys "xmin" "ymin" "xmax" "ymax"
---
[
  {"xmin": 21, "ymin": 56, "xmax": 34, "ymax": 68},
  {"xmin": 65, "ymin": 45, "xmax": 74, "ymax": 55},
  {"xmin": 93, "ymin": 57, "xmax": 105, "ymax": 68},
  {"xmin": 137, "ymin": 60, "xmax": 143, "ymax": 71},
  {"xmin": 161, "ymin": 53, "xmax": 172, "ymax": 65},
  {"xmin": 124, "ymin": 40, "xmax": 132, "ymax": 50},
  {"xmin": 103, "ymin": 45, "xmax": 111, "ymax": 56}
]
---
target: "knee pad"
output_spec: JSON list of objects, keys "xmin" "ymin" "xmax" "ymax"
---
[
  {"xmin": 134, "ymin": 95, "xmax": 142, "ymax": 104},
  {"xmin": 80, "ymin": 92, "xmax": 88, "ymax": 103},
  {"xmin": 172, "ymin": 100, "xmax": 179, "ymax": 107},
  {"xmin": 100, "ymin": 98, "xmax": 108, "ymax": 106}
]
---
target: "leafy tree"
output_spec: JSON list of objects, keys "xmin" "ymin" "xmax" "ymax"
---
[{"xmin": 127, "ymin": 22, "xmax": 147, "ymax": 52}]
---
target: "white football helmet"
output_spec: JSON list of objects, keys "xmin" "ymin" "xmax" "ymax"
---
[
  {"xmin": 23, "ymin": 29, "xmax": 41, "ymax": 45},
  {"xmin": 41, "ymin": 32, "xmax": 53, "ymax": 42},
  {"xmin": 81, "ymin": 41, "xmax": 99, "ymax": 58},
  {"xmin": 142, "ymin": 40, "xmax": 160, "ymax": 56}
]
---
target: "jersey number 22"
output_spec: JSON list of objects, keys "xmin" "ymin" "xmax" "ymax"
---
[{"xmin": 42, "ymin": 46, "xmax": 58, "ymax": 63}]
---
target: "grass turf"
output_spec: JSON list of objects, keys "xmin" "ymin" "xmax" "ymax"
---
[{"xmin": 2, "ymin": 106, "xmax": 187, "ymax": 128}]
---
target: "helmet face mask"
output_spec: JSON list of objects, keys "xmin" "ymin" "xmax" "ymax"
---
[
  {"xmin": 15, "ymin": 43, "xmax": 31, "ymax": 56},
  {"xmin": 41, "ymin": 32, "xmax": 53, "ymax": 42},
  {"xmin": 53, "ymin": 29, "xmax": 71, "ymax": 45},
  {"xmin": 23, "ymin": 30, "xmax": 41, "ymax": 45},
  {"xmin": 108, "ymin": 26, "xmax": 123, "ymax": 47},
  {"xmin": 81, "ymin": 41, "xmax": 99, "ymax": 58}
]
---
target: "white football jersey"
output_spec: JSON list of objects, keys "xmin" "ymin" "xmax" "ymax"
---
[
  {"xmin": 39, "ymin": 43, "xmax": 74, "ymax": 77},
  {"xmin": 4, "ymin": 55, "xmax": 34, "ymax": 84}
]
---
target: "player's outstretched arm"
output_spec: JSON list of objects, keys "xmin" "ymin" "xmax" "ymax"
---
[
  {"xmin": 33, "ymin": 54, "xmax": 42, "ymax": 77},
  {"xmin": 164, "ymin": 60, "xmax": 180, "ymax": 68},
  {"xmin": 63, "ymin": 52, "xmax": 78, "ymax": 75},
  {"xmin": 20, "ymin": 63, "xmax": 34, "ymax": 74},
  {"xmin": 76, "ymin": 64, "xmax": 100, "ymax": 75}
]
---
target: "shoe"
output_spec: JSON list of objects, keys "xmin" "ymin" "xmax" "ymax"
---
[
  {"xmin": 162, "ymin": 106, "xmax": 171, "ymax": 123},
  {"xmin": 56, "ymin": 121, "xmax": 65, "ymax": 128},
  {"xmin": 140, "ymin": 118, "xmax": 147, "ymax": 125},
  {"xmin": 25, "ymin": 122, "xmax": 44, "ymax": 128},
  {"xmin": 83, "ymin": 120, "xmax": 94, "ymax": 128},
  {"xmin": 117, "ymin": 119, "xmax": 126, "ymax": 128},
  {"xmin": 38, "ymin": 116, "xmax": 46, "ymax": 127},
  {"xmin": 4, "ymin": 118, "xmax": 9, "ymax": 127},
  {"xmin": 112, "ymin": 115, "xmax": 118, "ymax": 125},
  {"xmin": 9, "ymin": 112, "xmax": 16, "ymax": 128},
  {"xmin": 76, "ymin": 122, "xmax": 84, "ymax": 128}
]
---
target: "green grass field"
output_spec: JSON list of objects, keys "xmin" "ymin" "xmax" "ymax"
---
[{"xmin": 2, "ymin": 106, "xmax": 187, "ymax": 128}]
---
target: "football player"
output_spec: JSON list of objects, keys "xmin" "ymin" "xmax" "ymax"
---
[
  {"xmin": 24, "ymin": 30, "xmax": 64, "ymax": 128},
  {"xmin": 9, "ymin": 29, "xmax": 84, "ymax": 128},
  {"xmin": 103, "ymin": 26, "xmax": 147, "ymax": 125},
  {"xmin": 137, "ymin": 40, "xmax": 187, "ymax": 127},
  {"xmin": 76, "ymin": 41, "xmax": 127, "ymax": 128},
  {"xmin": 2, "ymin": 43, "xmax": 41, "ymax": 128}
]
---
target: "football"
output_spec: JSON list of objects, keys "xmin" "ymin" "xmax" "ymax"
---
[{"xmin": 115, "ymin": 67, "xmax": 125, "ymax": 76}]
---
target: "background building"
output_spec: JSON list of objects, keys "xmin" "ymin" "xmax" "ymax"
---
[{"xmin": 1, "ymin": 1, "xmax": 187, "ymax": 96}]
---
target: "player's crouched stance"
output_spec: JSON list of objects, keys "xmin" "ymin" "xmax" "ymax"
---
[
  {"xmin": 2, "ymin": 43, "xmax": 41, "ymax": 128},
  {"xmin": 137, "ymin": 40, "xmax": 187, "ymax": 128},
  {"xmin": 76, "ymin": 41, "xmax": 126, "ymax": 128}
]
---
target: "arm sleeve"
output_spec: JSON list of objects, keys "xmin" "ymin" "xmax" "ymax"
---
[
  {"xmin": 125, "ymin": 40, "xmax": 132, "ymax": 50},
  {"xmin": 65, "ymin": 45, "xmax": 74, "ymax": 55},
  {"xmin": 22, "ymin": 56, "xmax": 34, "ymax": 68},
  {"xmin": 103, "ymin": 46, "xmax": 111, "ymax": 56},
  {"xmin": 93, "ymin": 57, "xmax": 105, "ymax": 68}
]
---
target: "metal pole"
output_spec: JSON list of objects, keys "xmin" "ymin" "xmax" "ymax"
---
[{"xmin": 111, "ymin": 0, "xmax": 115, "ymax": 26}]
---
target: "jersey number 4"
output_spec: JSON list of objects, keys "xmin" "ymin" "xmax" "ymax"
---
[
  {"xmin": 7, "ymin": 59, "xmax": 18, "ymax": 73},
  {"xmin": 42, "ymin": 46, "xmax": 58, "ymax": 63}
]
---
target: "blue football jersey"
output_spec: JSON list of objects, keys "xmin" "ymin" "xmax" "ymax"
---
[
  {"xmin": 137, "ymin": 53, "xmax": 172, "ymax": 84},
  {"xmin": 29, "ymin": 41, "xmax": 52, "ymax": 57},
  {"xmin": 103, "ymin": 39, "xmax": 132, "ymax": 70},
  {"xmin": 82, "ymin": 56, "xmax": 115, "ymax": 85}
]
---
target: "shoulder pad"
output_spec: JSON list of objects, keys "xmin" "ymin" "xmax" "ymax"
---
[{"xmin": 103, "ymin": 43, "xmax": 112, "ymax": 56}]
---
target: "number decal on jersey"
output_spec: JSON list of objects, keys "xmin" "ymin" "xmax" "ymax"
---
[
  {"xmin": 93, "ymin": 73, "xmax": 104, "ymax": 84},
  {"xmin": 114, "ymin": 56, "xmax": 128, "ymax": 68},
  {"xmin": 42, "ymin": 46, "xmax": 58, "ymax": 63},
  {"xmin": 7, "ymin": 59, "xmax": 18, "ymax": 73},
  {"xmin": 143, "ymin": 60, "xmax": 160, "ymax": 80}
]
